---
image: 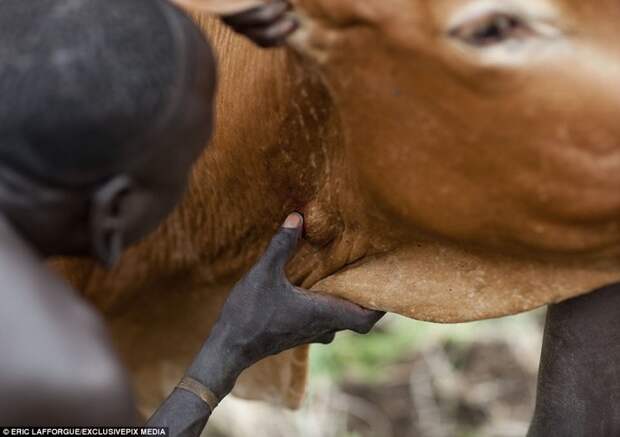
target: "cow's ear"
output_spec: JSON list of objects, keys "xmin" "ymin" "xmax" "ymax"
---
[{"xmin": 89, "ymin": 175, "xmax": 133, "ymax": 268}]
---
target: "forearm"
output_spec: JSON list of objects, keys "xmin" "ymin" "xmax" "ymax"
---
[
  {"xmin": 146, "ymin": 324, "xmax": 249, "ymax": 436},
  {"xmin": 146, "ymin": 390, "xmax": 210, "ymax": 436}
]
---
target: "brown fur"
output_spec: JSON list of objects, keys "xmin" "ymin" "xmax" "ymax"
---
[
  {"xmin": 52, "ymin": 13, "xmax": 337, "ymax": 411},
  {"xmin": 54, "ymin": 0, "xmax": 620, "ymax": 410}
]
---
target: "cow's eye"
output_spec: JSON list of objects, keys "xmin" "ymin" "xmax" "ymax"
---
[{"xmin": 450, "ymin": 13, "xmax": 531, "ymax": 47}]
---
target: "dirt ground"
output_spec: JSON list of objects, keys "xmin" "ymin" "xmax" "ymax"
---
[{"xmin": 343, "ymin": 340, "xmax": 538, "ymax": 436}]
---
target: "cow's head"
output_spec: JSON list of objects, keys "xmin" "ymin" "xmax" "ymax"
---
[{"xmin": 284, "ymin": 0, "xmax": 620, "ymax": 321}]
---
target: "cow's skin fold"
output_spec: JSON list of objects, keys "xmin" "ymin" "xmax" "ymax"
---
[{"xmin": 54, "ymin": 0, "xmax": 620, "ymax": 413}]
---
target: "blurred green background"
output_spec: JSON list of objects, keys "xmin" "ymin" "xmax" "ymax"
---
[{"xmin": 207, "ymin": 310, "xmax": 545, "ymax": 437}]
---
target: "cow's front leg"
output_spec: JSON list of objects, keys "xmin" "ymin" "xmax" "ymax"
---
[
  {"xmin": 222, "ymin": 1, "xmax": 298, "ymax": 47},
  {"xmin": 528, "ymin": 283, "xmax": 620, "ymax": 437}
]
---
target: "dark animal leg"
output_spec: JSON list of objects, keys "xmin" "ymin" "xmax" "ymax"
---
[{"xmin": 528, "ymin": 283, "xmax": 620, "ymax": 436}]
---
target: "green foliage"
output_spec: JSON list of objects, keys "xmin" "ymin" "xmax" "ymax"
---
[
  {"xmin": 310, "ymin": 316, "xmax": 428, "ymax": 383},
  {"xmin": 310, "ymin": 310, "xmax": 544, "ymax": 384}
]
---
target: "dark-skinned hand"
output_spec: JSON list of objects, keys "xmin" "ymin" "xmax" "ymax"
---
[
  {"xmin": 222, "ymin": 0, "xmax": 298, "ymax": 48},
  {"xmin": 167, "ymin": 213, "xmax": 384, "ymax": 427},
  {"xmin": 210, "ymin": 213, "xmax": 385, "ymax": 367}
]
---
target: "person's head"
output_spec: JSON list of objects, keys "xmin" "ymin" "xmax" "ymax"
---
[{"xmin": 0, "ymin": 0, "xmax": 216, "ymax": 265}]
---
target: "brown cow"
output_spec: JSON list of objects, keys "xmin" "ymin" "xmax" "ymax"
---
[
  {"xmin": 54, "ymin": 10, "xmax": 327, "ymax": 412},
  {"xmin": 54, "ymin": 0, "xmax": 620, "ymax": 414}
]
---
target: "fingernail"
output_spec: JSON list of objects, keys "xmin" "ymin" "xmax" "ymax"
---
[{"xmin": 283, "ymin": 213, "xmax": 303, "ymax": 229}]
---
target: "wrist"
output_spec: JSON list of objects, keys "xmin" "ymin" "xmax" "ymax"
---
[{"xmin": 185, "ymin": 323, "xmax": 251, "ymax": 400}]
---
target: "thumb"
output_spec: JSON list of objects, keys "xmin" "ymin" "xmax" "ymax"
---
[{"xmin": 259, "ymin": 213, "xmax": 304, "ymax": 271}]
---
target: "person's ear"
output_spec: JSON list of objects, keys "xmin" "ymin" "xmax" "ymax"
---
[{"xmin": 90, "ymin": 175, "xmax": 134, "ymax": 268}]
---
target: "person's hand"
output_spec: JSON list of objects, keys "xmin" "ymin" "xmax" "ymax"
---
[
  {"xmin": 212, "ymin": 213, "xmax": 385, "ymax": 366},
  {"xmin": 221, "ymin": 1, "xmax": 299, "ymax": 48}
]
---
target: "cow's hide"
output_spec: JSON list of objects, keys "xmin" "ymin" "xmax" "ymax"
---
[
  {"xmin": 174, "ymin": 0, "xmax": 263, "ymax": 15},
  {"xmin": 55, "ymin": 0, "xmax": 620, "ymax": 412},
  {"xmin": 286, "ymin": 0, "xmax": 620, "ymax": 321}
]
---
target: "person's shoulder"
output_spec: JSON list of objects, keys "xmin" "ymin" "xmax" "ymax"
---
[
  {"xmin": 0, "ymin": 364, "xmax": 135, "ymax": 425},
  {"xmin": 0, "ymin": 216, "xmax": 135, "ymax": 424},
  {"xmin": 0, "ymin": 308, "xmax": 135, "ymax": 425}
]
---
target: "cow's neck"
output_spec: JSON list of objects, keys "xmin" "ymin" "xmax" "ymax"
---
[
  {"xmin": 114, "ymin": 19, "xmax": 355, "ymax": 287},
  {"xmin": 66, "ymin": 17, "xmax": 378, "ymax": 311}
]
